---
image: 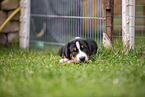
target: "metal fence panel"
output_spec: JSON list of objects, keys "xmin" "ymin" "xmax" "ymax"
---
[{"xmin": 30, "ymin": 0, "xmax": 105, "ymax": 47}]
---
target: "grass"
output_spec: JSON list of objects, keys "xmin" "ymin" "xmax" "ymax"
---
[{"xmin": 0, "ymin": 44, "xmax": 145, "ymax": 97}]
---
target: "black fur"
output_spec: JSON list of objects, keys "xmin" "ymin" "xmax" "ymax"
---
[{"xmin": 59, "ymin": 37, "xmax": 98, "ymax": 60}]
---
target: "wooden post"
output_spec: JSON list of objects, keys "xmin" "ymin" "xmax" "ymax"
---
[
  {"xmin": 129, "ymin": 0, "xmax": 135, "ymax": 49},
  {"xmin": 19, "ymin": 0, "xmax": 30, "ymax": 49},
  {"xmin": 103, "ymin": 0, "xmax": 114, "ymax": 48},
  {"xmin": 122, "ymin": 0, "xmax": 135, "ymax": 50}
]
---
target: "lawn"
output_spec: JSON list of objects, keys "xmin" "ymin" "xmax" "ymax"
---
[{"xmin": 0, "ymin": 44, "xmax": 145, "ymax": 97}]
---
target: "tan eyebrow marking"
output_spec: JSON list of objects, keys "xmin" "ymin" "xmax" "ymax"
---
[
  {"xmin": 74, "ymin": 47, "xmax": 76, "ymax": 51},
  {"xmin": 81, "ymin": 45, "xmax": 84, "ymax": 48}
]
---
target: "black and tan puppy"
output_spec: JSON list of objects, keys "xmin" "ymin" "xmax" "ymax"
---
[{"xmin": 58, "ymin": 37, "xmax": 98, "ymax": 63}]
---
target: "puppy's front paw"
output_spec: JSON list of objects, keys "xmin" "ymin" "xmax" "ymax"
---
[
  {"xmin": 87, "ymin": 60, "xmax": 92, "ymax": 63},
  {"xmin": 60, "ymin": 58, "xmax": 69, "ymax": 63},
  {"xmin": 67, "ymin": 60, "xmax": 75, "ymax": 63}
]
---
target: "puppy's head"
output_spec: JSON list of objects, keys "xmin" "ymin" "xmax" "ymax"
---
[
  {"xmin": 69, "ymin": 39, "xmax": 89, "ymax": 62},
  {"xmin": 59, "ymin": 37, "xmax": 97, "ymax": 62}
]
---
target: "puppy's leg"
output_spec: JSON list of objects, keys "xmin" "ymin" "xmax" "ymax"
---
[
  {"xmin": 60, "ymin": 58, "xmax": 69, "ymax": 63},
  {"xmin": 67, "ymin": 60, "xmax": 76, "ymax": 63}
]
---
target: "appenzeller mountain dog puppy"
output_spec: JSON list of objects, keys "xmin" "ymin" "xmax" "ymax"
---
[{"xmin": 59, "ymin": 37, "xmax": 98, "ymax": 63}]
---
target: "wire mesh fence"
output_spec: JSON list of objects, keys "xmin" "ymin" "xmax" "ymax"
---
[
  {"xmin": 29, "ymin": 0, "xmax": 145, "ymax": 53},
  {"xmin": 30, "ymin": 0, "xmax": 105, "ymax": 47}
]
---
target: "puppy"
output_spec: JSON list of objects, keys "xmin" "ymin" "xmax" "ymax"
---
[{"xmin": 58, "ymin": 37, "xmax": 98, "ymax": 63}]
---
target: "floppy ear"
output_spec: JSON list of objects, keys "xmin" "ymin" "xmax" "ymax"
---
[
  {"xmin": 84, "ymin": 39, "xmax": 98, "ymax": 56},
  {"xmin": 58, "ymin": 42, "xmax": 70, "ymax": 59}
]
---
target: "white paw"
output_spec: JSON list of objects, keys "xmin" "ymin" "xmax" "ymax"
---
[{"xmin": 60, "ymin": 58, "xmax": 69, "ymax": 63}]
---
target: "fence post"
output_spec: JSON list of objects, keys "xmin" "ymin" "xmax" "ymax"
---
[
  {"xmin": 122, "ymin": 0, "xmax": 135, "ymax": 50},
  {"xmin": 129, "ymin": 0, "xmax": 135, "ymax": 49},
  {"xmin": 19, "ymin": 0, "xmax": 30, "ymax": 49},
  {"xmin": 103, "ymin": 0, "xmax": 114, "ymax": 48}
]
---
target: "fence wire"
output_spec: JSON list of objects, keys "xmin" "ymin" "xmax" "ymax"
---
[{"xmin": 30, "ymin": 0, "xmax": 105, "ymax": 47}]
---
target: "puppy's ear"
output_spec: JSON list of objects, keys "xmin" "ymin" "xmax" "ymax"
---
[
  {"xmin": 58, "ymin": 42, "xmax": 70, "ymax": 59},
  {"xmin": 64, "ymin": 42, "xmax": 71, "ymax": 59},
  {"xmin": 58, "ymin": 46, "xmax": 63, "ymax": 56},
  {"xmin": 84, "ymin": 39, "xmax": 98, "ymax": 56}
]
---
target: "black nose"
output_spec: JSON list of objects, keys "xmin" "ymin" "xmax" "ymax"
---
[{"xmin": 79, "ymin": 56, "xmax": 85, "ymax": 62}]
